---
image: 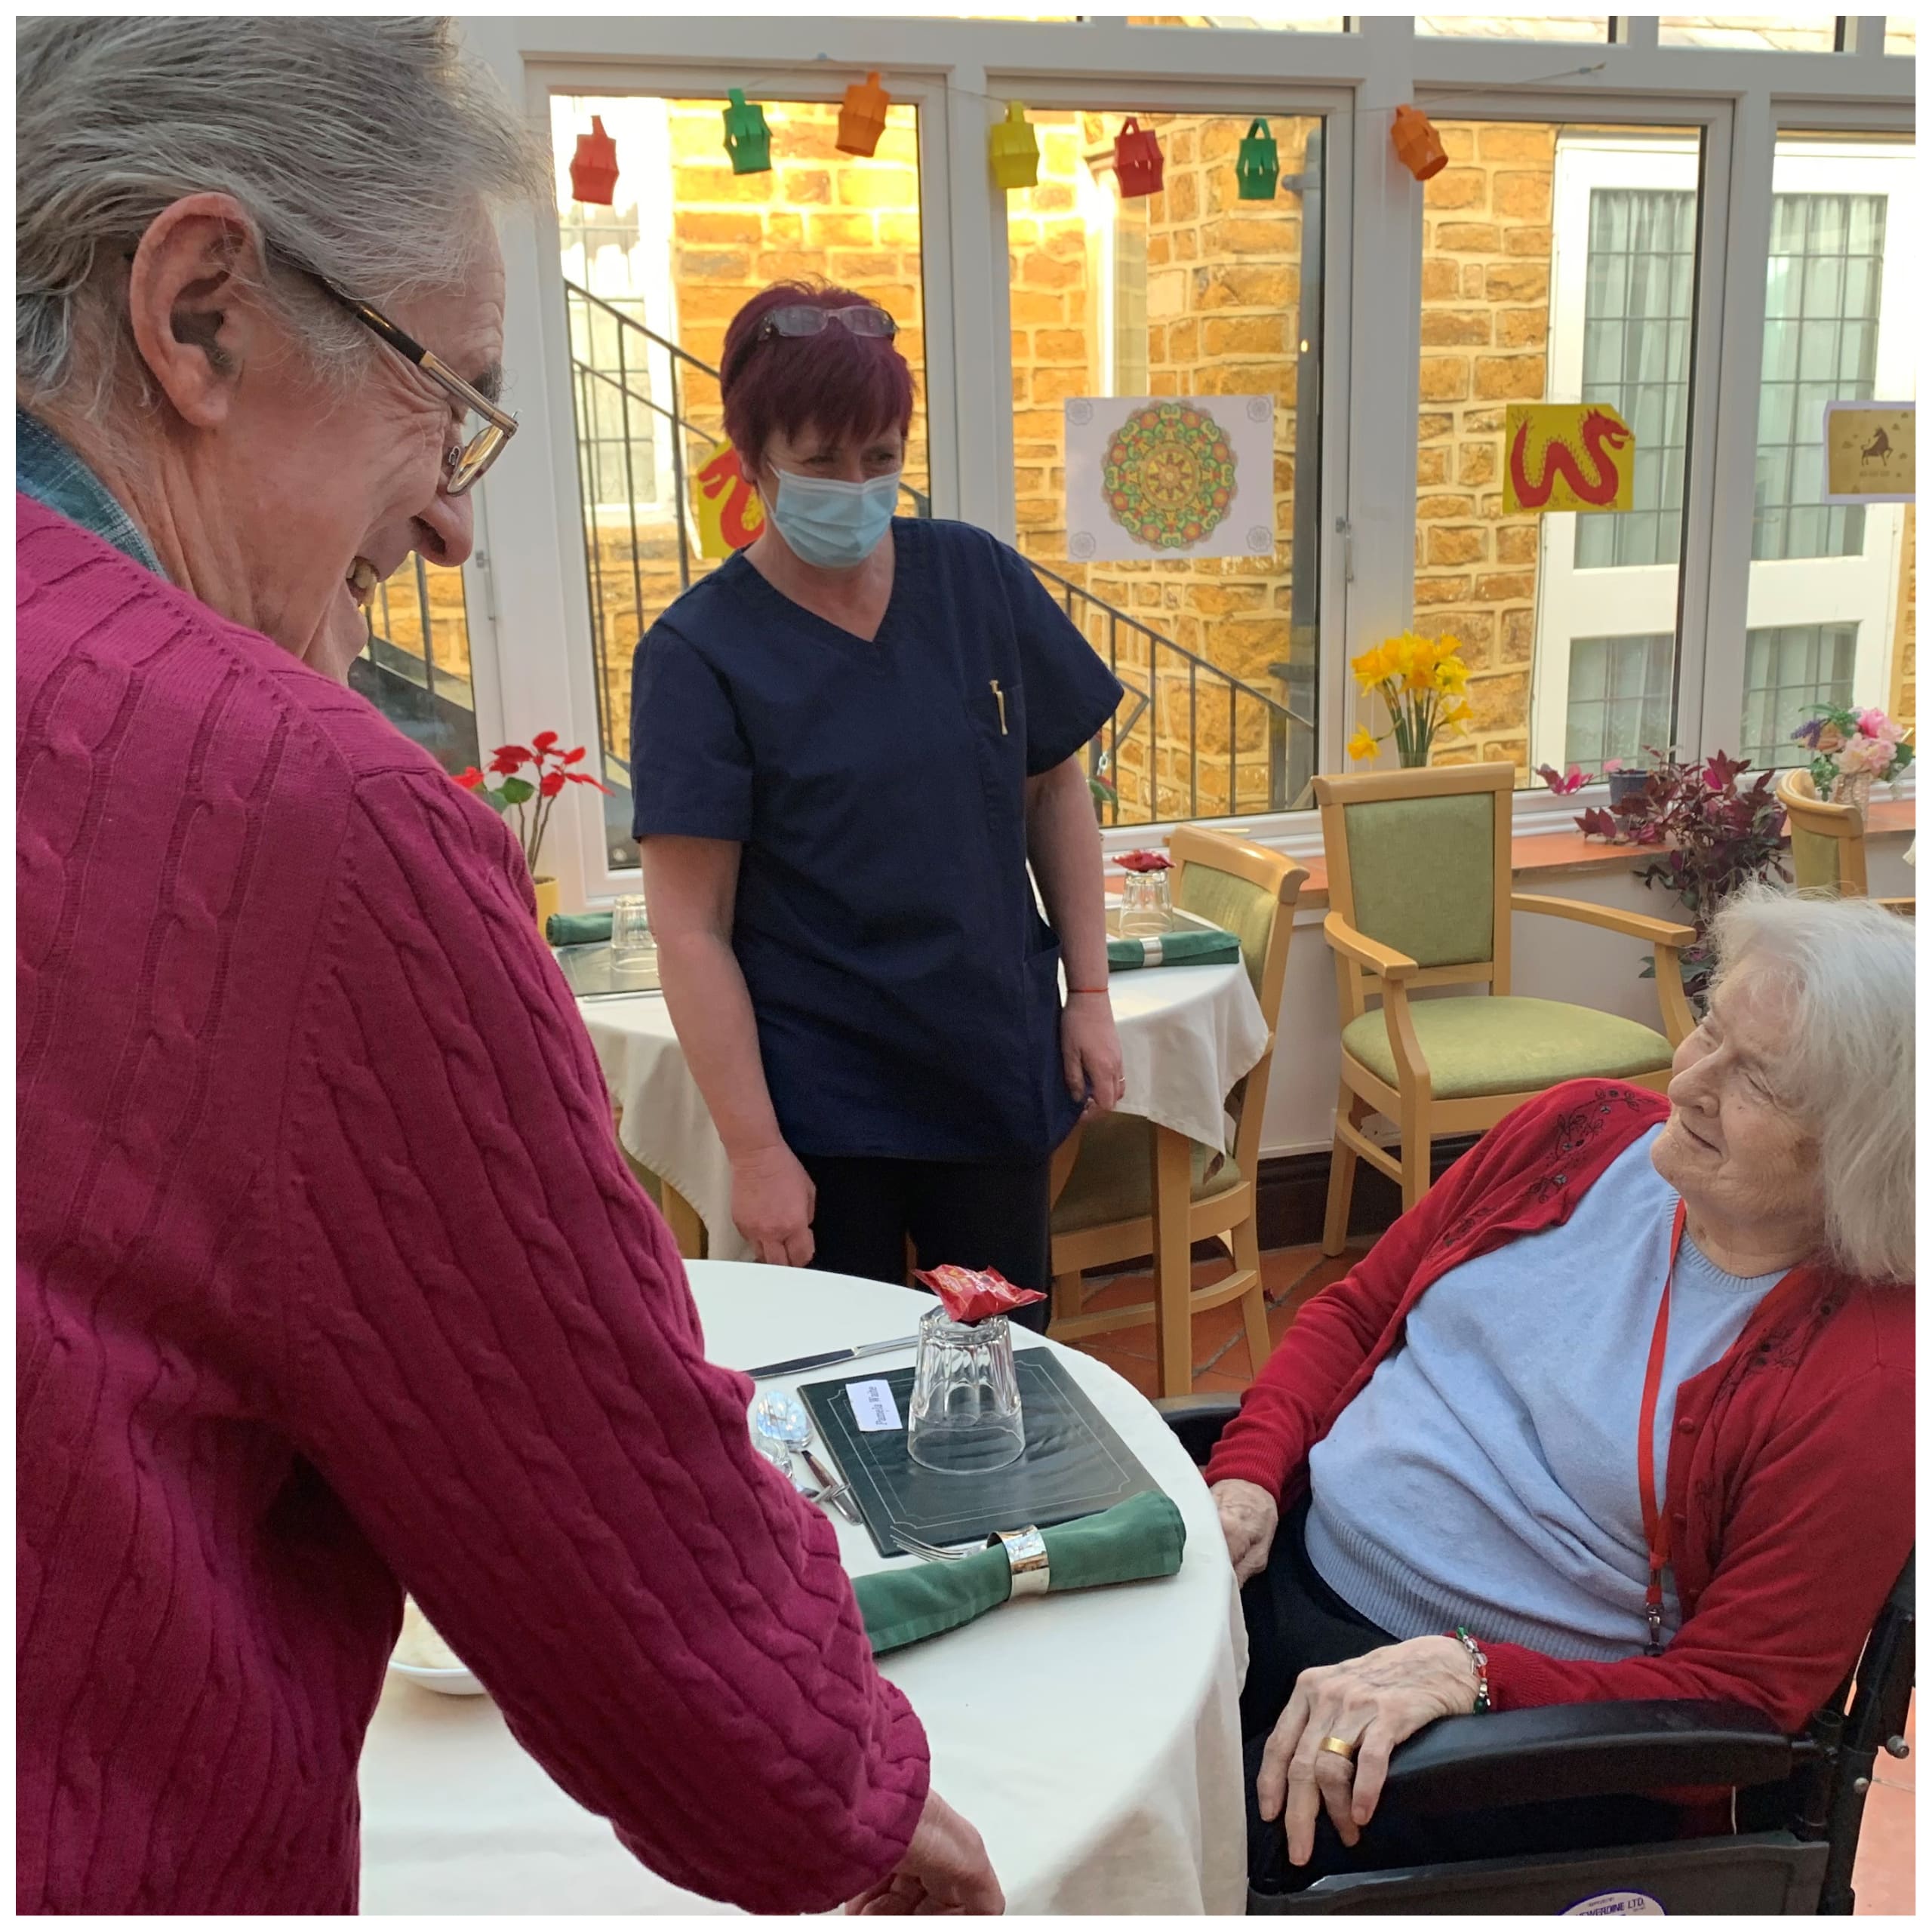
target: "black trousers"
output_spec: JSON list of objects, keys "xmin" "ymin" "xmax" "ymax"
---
[
  {"xmin": 1242, "ymin": 1497, "xmax": 1678, "ymax": 1896},
  {"xmin": 798, "ymin": 1153, "xmax": 1053, "ymax": 1335}
]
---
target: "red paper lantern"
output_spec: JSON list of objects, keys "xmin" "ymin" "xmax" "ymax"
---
[
  {"xmin": 1114, "ymin": 116, "xmax": 1164, "ymax": 200},
  {"xmin": 569, "ymin": 115, "xmax": 619, "ymax": 206},
  {"xmin": 1391, "ymin": 105, "xmax": 1448, "ymax": 183}
]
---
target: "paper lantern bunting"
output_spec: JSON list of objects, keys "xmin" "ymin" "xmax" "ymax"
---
[
  {"xmin": 838, "ymin": 71, "xmax": 891, "ymax": 157},
  {"xmin": 569, "ymin": 115, "xmax": 619, "ymax": 207},
  {"xmin": 1392, "ymin": 105, "xmax": 1448, "ymax": 182},
  {"xmin": 1114, "ymin": 117, "xmax": 1164, "ymax": 200},
  {"xmin": 723, "ymin": 88, "xmax": 772, "ymax": 176},
  {"xmin": 1236, "ymin": 118, "xmax": 1278, "ymax": 202},
  {"xmin": 989, "ymin": 100, "xmax": 1039, "ymax": 190}
]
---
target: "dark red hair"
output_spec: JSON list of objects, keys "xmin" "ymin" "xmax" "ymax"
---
[{"xmin": 719, "ymin": 281, "xmax": 915, "ymax": 467}]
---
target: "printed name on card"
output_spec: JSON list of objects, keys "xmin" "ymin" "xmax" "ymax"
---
[{"xmin": 848, "ymin": 1378, "xmax": 903, "ymax": 1432}]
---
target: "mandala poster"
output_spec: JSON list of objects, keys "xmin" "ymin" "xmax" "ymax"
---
[{"xmin": 1063, "ymin": 395, "xmax": 1276, "ymax": 562}]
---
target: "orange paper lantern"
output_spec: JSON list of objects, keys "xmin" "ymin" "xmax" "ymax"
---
[
  {"xmin": 1115, "ymin": 117, "xmax": 1164, "ymax": 200},
  {"xmin": 837, "ymin": 71, "xmax": 891, "ymax": 157},
  {"xmin": 1391, "ymin": 105, "xmax": 1447, "ymax": 183},
  {"xmin": 569, "ymin": 115, "xmax": 620, "ymax": 206}
]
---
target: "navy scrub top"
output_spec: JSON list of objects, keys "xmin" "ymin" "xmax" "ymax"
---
[{"xmin": 630, "ymin": 517, "xmax": 1123, "ymax": 1164}]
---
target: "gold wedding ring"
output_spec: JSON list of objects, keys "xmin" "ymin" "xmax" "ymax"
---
[{"xmin": 1318, "ymin": 1734, "xmax": 1358, "ymax": 1763}]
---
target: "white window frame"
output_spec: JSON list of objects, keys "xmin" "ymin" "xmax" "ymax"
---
[{"xmin": 454, "ymin": 16, "xmax": 1912, "ymax": 908}]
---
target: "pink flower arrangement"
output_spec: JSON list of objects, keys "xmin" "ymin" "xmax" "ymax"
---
[{"xmin": 1792, "ymin": 704, "xmax": 1913, "ymax": 798}]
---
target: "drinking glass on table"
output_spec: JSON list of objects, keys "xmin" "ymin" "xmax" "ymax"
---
[
  {"xmin": 610, "ymin": 894, "xmax": 657, "ymax": 972},
  {"xmin": 907, "ymin": 1308, "xmax": 1025, "ymax": 1473}
]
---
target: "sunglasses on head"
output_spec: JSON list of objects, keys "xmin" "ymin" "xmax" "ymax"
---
[{"xmin": 757, "ymin": 303, "xmax": 899, "ymax": 343}]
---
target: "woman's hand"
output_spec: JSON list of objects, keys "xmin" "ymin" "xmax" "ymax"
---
[
  {"xmin": 729, "ymin": 1142, "xmax": 817, "ymax": 1267},
  {"xmin": 844, "ymin": 1787, "xmax": 1004, "ymax": 1914},
  {"xmin": 1061, "ymin": 992, "xmax": 1125, "ymax": 1116},
  {"xmin": 1211, "ymin": 1478, "xmax": 1279, "ymax": 1586},
  {"xmin": 1257, "ymin": 1638, "xmax": 1480, "ymax": 1867}
]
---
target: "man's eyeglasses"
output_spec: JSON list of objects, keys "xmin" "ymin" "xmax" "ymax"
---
[
  {"xmin": 309, "ymin": 273, "xmax": 516, "ymax": 497},
  {"xmin": 757, "ymin": 303, "xmax": 898, "ymax": 343}
]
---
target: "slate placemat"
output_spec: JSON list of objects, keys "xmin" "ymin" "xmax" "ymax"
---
[
  {"xmin": 554, "ymin": 942, "xmax": 660, "ymax": 999},
  {"xmin": 799, "ymin": 1349, "xmax": 1164, "ymax": 1559}
]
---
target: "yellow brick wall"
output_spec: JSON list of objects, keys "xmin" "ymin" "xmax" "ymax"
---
[
  {"xmin": 1412, "ymin": 120, "xmax": 1558, "ymax": 773},
  {"xmin": 1889, "ymin": 503, "xmax": 1915, "ymax": 733}
]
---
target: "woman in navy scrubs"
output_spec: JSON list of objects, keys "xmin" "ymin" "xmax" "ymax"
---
[{"xmin": 633, "ymin": 281, "xmax": 1124, "ymax": 1331}]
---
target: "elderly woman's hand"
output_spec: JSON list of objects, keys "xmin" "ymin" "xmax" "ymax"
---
[
  {"xmin": 1210, "ymin": 1478, "xmax": 1279, "ymax": 1585},
  {"xmin": 1061, "ymin": 993, "xmax": 1125, "ymax": 1116},
  {"xmin": 1258, "ymin": 1638, "xmax": 1480, "ymax": 1867}
]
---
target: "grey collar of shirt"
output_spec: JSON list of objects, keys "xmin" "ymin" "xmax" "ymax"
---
[{"xmin": 17, "ymin": 408, "xmax": 167, "ymax": 579}]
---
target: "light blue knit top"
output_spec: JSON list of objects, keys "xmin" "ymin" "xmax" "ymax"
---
[{"xmin": 1306, "ymin": 1126, "xmax": 1788, "ymax": 1660}]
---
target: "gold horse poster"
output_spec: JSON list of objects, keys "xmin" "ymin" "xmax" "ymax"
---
[
  {"xmin": 1502, "ymin": 403, "xmax": 1635, "ymax": 516},
  {"xmin": 1823, "ymin": 402, "xmax": 1915, "ymax": 504}
]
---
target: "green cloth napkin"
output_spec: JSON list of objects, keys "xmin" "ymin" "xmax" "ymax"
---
[
  {"xmin": 853, "ymin": 1491, "xmax": 1187, "ymax": 1655},
  {"xmin": 1107, "ymin": 925, "xmax": 1240, "ymax": 971},
  {"xmin": 547, "ymin": 911, "xmax": 613, "ymax": 948}
]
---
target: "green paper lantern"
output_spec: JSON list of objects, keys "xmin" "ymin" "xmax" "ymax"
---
[
  {"xmin": 1236, "ymin": 118, "xmax": 1278, "ymax": 202},
  {"xmin": 722, "ymin": 88, "xmax": 772, "ymax": 176}
]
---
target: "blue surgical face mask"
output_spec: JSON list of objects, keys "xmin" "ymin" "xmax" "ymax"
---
[{"xmin": 766, "ymin": 466, "xmax": 900, "ymax": 569}]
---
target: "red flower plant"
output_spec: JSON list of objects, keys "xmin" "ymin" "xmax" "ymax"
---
[{"xmin": 454, "ymin": 732, "xmax": 608, "ymax": 878}]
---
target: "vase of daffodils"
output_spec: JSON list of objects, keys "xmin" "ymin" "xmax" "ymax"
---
[{"xmin": 1346, "ymin": 631, "xmax": 1472, "ymax": 768}]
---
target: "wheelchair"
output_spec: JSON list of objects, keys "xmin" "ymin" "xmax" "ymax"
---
[{"xmin": 1159, "ymin": 1394, "xmax": 1914, "ymax": 1916}]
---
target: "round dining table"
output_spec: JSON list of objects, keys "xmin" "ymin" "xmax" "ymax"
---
[
  {"xmin": 357, "ymin": 1261, "xmax": 1249, "ymax": 1915},
  {"xmin": 580, "ymin": 961, "xmax": 1270, "ymax": 1262}
]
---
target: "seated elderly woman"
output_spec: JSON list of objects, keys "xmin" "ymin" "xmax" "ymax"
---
[{"xmin": 1207, "ymin": 888, "xmax": 1913, "ymax": 1896}]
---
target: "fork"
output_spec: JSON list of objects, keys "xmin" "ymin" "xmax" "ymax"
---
[{"xmin": 891, "ymin": 1527, "xmax": 976, "ymax": 1563}]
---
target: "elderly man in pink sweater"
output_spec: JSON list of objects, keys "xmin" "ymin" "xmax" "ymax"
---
[{"xmin": 17, "ymin": 18, "xmax": 999, "ymax": 1915}]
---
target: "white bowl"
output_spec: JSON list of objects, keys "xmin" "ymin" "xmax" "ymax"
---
[{"xmin": 386, "ymin": 1656, "xmax": 485, "ymax": 1697}]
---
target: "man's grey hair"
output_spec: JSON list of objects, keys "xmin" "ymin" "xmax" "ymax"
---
[
  {"xmin": 17, "ymin": 17, "xmax": 549, "ymax": 420},
  {"xmin": 1709, "ymin": 885, "xmax": 1915, "ymax": 1284}
]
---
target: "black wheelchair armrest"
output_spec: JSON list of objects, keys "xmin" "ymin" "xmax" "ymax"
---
[
  {"xmin": 1383, "ymin": 1700, "xmax": 1804, "ymax": 1814},
  {"xmin": 1154, "ymin": 1392, "xmax": 1244, "ymax": 1467}
]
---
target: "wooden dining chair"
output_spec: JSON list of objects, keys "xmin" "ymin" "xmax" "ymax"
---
[
  {"xmin": 1048, "ymin": 827, "xmax": 1307, "ymax": 1397},
  {"xmin": 1315, "ymin": 762, "xmax": 1697, "ymax": 1253},
  {"xmin": 1776, "ymin": 769, "xmax": 1914, "ymax": 915}
]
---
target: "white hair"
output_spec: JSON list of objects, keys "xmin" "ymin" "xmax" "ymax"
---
[
  {"xmin": 16, "ymin": 17, "xmax": 549, "ymax": 420},
  {"xmin": 1709, "ymin": 885, "xmax": 1915, "ymax": 1284}
]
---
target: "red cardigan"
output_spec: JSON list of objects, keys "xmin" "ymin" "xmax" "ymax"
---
[
  {"xmin": 1207, "ymin": 1081, "xmax": 1912, "ymax": 1736},
  {"xmin": 17, "ymin": 502, "xmax": 927, "ymax": 1914}
]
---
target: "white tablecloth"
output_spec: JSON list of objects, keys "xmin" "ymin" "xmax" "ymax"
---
[
  {"xmin": 358, "ymin": 1263, "xmax": 1248, "ymax": 1915},
  {"xmin": 582, "ymin": 965, "xmax": 1269, "ymax": 1263}
]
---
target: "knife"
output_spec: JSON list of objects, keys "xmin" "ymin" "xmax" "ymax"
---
[
  {"xmin": 802, "ymin": 1449, "xmax": 864, "ymax": 1524},
  {"xmin": 742, "ymin": 1334, "xmax": 921, "ymax": 1382}
]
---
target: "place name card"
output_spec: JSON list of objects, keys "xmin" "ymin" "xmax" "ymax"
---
[{"xmin": 848, "ymin": 1378, "xmax": 903, "ymax": 1433}]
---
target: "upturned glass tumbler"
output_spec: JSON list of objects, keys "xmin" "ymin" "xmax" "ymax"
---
[{"xmin": 906, "ymin": 1309, "xmax": 1025, "ymax": 1473}]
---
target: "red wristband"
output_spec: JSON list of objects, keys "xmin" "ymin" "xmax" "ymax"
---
[{"xmin": 1067, "ymin": 985, "xmax": 1109, "ymax": 996}]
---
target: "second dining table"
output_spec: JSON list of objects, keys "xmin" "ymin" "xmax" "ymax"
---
[{"xmin": 580, "ymin": 957, "xmax": 1271, "ymax": 1263}]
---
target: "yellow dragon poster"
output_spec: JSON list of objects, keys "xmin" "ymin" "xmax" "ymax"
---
[{"xmin": 1502, "ymin": 403, "xmax": 1635, "ymax": 516}]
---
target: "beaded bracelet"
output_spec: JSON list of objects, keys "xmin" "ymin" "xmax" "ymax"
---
[{"xmin": 1454, "ymin": 1626, "xmax": 1492, "ymax": 1713}]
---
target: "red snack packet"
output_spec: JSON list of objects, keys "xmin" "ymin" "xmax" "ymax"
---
[{"xmin": 913, "ymin": 1264, "xmax": 1048, "ymax": 1325}]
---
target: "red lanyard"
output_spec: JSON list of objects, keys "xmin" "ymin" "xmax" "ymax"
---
[{"xmin": 1637, "ymin": 1199, "xmax": 1689, "ymax": 1657}]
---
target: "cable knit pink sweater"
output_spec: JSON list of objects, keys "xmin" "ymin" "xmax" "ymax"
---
[{"xmin": 16, "ymin": 497, "xmax": 929, "ymax": 1914}]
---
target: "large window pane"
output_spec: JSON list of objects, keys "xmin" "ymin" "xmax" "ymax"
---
[
  {"xmin": 352, "ymin": 560, "xmax": 479, "ymax": 777},
  {"xmin": 1418, "ymin": 15, "xmax": 1607, "ymax": 38},
  {"xmin": 551, "ymin": 93, "xmax": 930, "ymax": 869},
  {"xmin": 1414, "ymin": 122, "xmax": 1700, "ymax": 780},
  {"xmin": 1743, "ymin": 135, "xmax": 1915, "ymax": 758},
  {"xmin": 1007, "ymin": 112, "xmax": 1324, "ymax": 824},
  {"xmin": 1659, "ymin": 17, "xmax": 1838, "ymax": 51}
]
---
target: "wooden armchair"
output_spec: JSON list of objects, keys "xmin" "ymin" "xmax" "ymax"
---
[
  {"xmin": 1315, "ymin": 764, "xmax": 1696, "ymax": 1252},
  {"xmin": 1049, "ymin": 826, "xmax": 1307, "ymax": 1395},
  {"xmin": 1776, "ymin": 769, "xmax": 1913, "ymax": 915}
]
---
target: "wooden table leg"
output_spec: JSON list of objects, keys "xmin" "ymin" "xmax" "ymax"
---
[
  {"xmin": 661, "ymin": 1183, "xmax": 706, "ymax": 1261},
  {"xmin": 1151, "ymin": 1124, "xmax": 1195, "ymax": 1398}
]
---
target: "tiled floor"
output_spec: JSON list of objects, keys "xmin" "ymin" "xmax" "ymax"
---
[{"xmin": 1060, "ymin": 1244, "xmax": 1914, "ymax": 1915}]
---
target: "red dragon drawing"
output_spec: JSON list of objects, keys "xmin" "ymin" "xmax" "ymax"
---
[{"xmin": 1508, "ymin": 406, "xmax": 1631, "ymax": 510}]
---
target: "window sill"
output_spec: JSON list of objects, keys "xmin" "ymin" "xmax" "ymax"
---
[{"xmin": 1112, "ymin": 797, "xmax": 1915, "ymax": 912}]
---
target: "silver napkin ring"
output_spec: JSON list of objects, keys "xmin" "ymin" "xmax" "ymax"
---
[{"xmin": 988, "ymin": 1525, "xmax": 1050, "ymax": 1596}]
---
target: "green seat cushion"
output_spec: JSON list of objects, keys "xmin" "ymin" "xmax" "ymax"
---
[
  {"xmin": 1176, "ymin": 863, "xmax": 1276, "ymax": 995},
  {"xmin": 1340, "ymin": 995, "xmax": 1672, "ymax": 1100},
  {"xmin": 1789, "ymin": 823, "xmax": 1844, "ymax": 894},
  {"xmin": 1051, "ymin": 1109, "xmax": 1241, "ymax": 1235}
]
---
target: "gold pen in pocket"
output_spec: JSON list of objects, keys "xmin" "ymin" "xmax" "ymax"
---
[{"xmin": 990, "ymin": 679, "xmax": 1008, "ymax": 734}]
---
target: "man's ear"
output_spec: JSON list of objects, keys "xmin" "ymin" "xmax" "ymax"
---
[{"xmin": 125, "ymin": 193, "xmax": 273, "ymax": 429}]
